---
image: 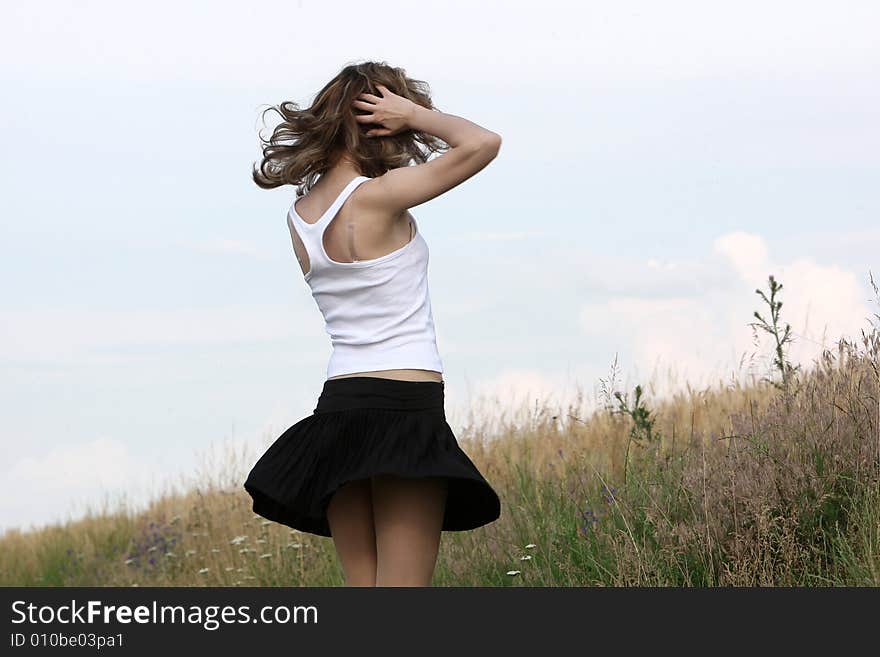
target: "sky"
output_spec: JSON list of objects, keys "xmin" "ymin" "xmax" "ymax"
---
[{"xmin": 1, "ymin": 0, "xmax": 878, "ymax": 535}]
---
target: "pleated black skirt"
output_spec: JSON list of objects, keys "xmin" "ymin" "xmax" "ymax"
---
[{"xmin": 243, "ymin": 376, "xmax": 501, "ymax": 537}]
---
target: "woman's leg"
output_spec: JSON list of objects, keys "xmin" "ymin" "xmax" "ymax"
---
[
  {"xmin": 326, "ymin": 478, "xmax": 377, "ymax": 586},
  {"xmin": 371, "ymin": 474, "xmax": 448, "ymax": 586}
]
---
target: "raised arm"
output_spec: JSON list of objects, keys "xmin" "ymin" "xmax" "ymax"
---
[{"xmin": 352, "ymin": 83, "xmax": 501, "ymax": 213}]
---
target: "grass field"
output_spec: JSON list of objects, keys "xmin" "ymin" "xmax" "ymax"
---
[{"xmin": 2, "ymin": 276, "xmax": 878, "ymax": 586}]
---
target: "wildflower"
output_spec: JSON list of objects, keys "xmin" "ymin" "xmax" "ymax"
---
[
  {"xmin": 256, "ymin": 538, "xmax": 267, "ymax": 544},
  {"xmin": 198, "ymin": 567, "xmax": 209, "ymax": 574},
  {"xmin": 582, "ymin": 509, "xmax": 598, "ymax": 524},
  {"xmin": 170, "ymin": 515, "xmax": 181, "ymax": 524},
  {"xmin": 506, "ymin": 570, "xmax": 521, "ymax": 576},
  {"xmin": 259, "ymin": 553, "xmax": 272, "ymax": 559},
  {"xmin": 287, "ymin": 542, "xmax": 302, "ymax": 549},
  {"xmin": 185, "ymin": 549, "xmax": 196, "ymax": 556},
  {"xmin": 165, "ymin": 552, "xmax": 177, "ymax": 558},
  {"xmin": 602, "ymin": 485, "xmax": 617, "ymax": 504},
  {"xmin": 210, "ymin": 548, "xmax": 220, "ymax": 553},
  {"xmin": 147, "ymin": 546, "xmax": 157, "ymax": 553},
  {"xmin": 230, "ymin": 535, "xmax": 248, "ymax": 545},
  {"xmin": 578, "ymin": 507, "xmax": 600, "ymax": 536},
  {"xmin": 124, "ymin": 558, "xmax": 135, "ymax": 565},
  {"xmin": 524, "ymin": 543, "xmax": 536, "ymax": 549},
  {"xmin": 520, "ymin": 555, "xmax": 532, "ymax": 561},
  {"xmin": 224, "ymin": 567, "xmax": 235, "ymax": 572}
]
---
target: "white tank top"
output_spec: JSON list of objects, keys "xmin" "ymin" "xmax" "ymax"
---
[{"xmin": 286, "ymin": 175, "xmax": 444, "ymax": 380}]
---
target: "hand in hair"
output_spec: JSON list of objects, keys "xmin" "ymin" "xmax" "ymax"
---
[{"xmin": 352, "ymin": 83, "xmax": 417, "ymax": 138}]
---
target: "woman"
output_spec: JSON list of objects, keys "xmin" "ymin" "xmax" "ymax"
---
[{"xmin": 243, "ymin": 61, "xmax": 502, "ymax": 587}]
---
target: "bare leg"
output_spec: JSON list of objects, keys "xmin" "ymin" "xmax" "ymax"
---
[
  {"xmin": 326, "ymin": 478, "xmax": 377, "ymax": 586},
  {"xmin": 371, "ymin": 474, "xmax": 448, "ymax": 587}
]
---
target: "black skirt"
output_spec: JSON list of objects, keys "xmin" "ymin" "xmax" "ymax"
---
[{"xmin": 243, "ymin": 376, "xmax": 501, "ymax": 537}]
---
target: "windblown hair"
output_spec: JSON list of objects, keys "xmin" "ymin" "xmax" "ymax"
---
[{"xmin": 252, "ymin": 61, "xmax": 448, "ymax": 194}]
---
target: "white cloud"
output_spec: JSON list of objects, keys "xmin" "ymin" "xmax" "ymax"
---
[
  {"xmin": 578, "ymin": 232, "xmax": 873, "ymax": 394},
  {"xmin": 7, "ymin": 437, "xmax": 135, "ymax": 491},
  {"xmin": 445, "ymin": 367, "xmax": 584, "ymax": 431},
  {"xmin": 773, "ymin": 256, "xmax": 871, "ymax": 358},
  {"xmin": 0, "ymin": 437, "xmax": 160, "ymax": 534},
  {"xmin": 715, "ymin": 231, "xmax": 870, "ymax": 351},
  {"xmin": 579, "ymin": 295, "xmax": 733, "ymax": 390},
  {"xmin": 713, "ymin": 231, "xmax": 770, "ymax": 285}
]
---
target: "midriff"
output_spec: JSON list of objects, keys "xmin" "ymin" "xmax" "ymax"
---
[{"xmin": 328, "ymin": 368, "xmax": 443, "ymax": 383}]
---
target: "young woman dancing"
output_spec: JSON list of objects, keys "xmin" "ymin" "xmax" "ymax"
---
[{"xmin": 244, "ymin": 61, "xmax": 502, "ymax": 586}]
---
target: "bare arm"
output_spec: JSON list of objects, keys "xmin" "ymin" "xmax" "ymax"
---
[{"xmin": 352, "ymin": 84, "xmax": 501, "ymax": 213}]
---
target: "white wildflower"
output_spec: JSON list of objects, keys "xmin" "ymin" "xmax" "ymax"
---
[
  {"xmin": 230, "ymin": 535, "xmax": 248, "ymax": 545},
  {"xmin": 525, "ymin": 543, "xmax": 537, "ymax": 549},
  {"xmin": 259, "ymin": 553, "xmax": 272, "ymax": 559},
  {"xmin": 520, "ymin": 555, "xmax": 533, "ymax": 561},
  {"xmin": 198, "ymin": 567, "xmax": 209, "ymax": 574},
  {"xmin": 506, "ymin": 570, "xmax": 521, "ymax": 576}
]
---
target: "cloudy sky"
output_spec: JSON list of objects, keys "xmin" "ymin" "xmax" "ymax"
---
[{"xmin": 2, "ymin": 0, "xmax": 878, "ymax": 535}]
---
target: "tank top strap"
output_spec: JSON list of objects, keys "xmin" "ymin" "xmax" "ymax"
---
[
  {"xmin": 313, "ymin": 175, "xmax": 371, "ymax": 229},
  {"xmin": 287, "ymin": 175, "xmax": 373, "ymax": 278},
  {"xmin": 288, "ymin": 175, "xmax": 371, "ymax": 230}
]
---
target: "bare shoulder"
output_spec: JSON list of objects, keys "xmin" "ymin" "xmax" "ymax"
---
[{"xmin": 348, "ymin": 174, "xmax": 406, "ymax": 224}]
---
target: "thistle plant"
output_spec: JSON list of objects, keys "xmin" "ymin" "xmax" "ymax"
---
[
  {"xmin": 612, "ymin": 383, "xmax": 661, "ymax": 484},
  {"xmin": 749, "ymin": 274, "xmax": 799, "ymax": 394},
  {"xmin": 613, "ymin": 384, "xmax": 660, "ymax": 445}
]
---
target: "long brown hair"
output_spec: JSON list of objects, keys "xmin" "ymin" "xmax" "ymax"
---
[{"xmin": 252, "ymin": 60, "xmax": 448, "ymax": 195}]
